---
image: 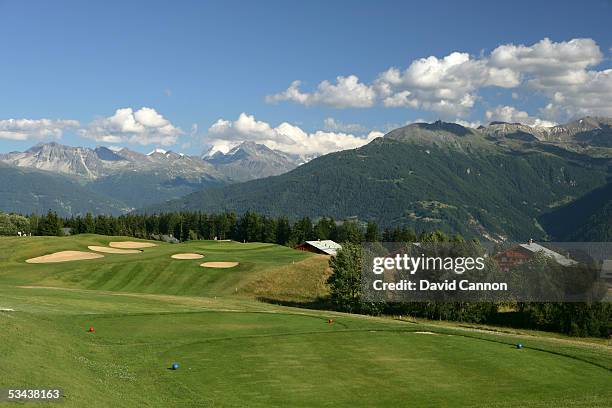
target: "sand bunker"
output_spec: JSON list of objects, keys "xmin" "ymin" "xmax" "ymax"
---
[
  {"xmin": 200, "ymin": 261, "xmax": 239, "ymax": 268},
  {"xmin": 171, "ymin": 253, "xmax": 205, "ymax": 260},
  {"xmin": 109, "ymin": 241, "xmax": 157, "ymax": 249},
  {"xmin": 88, "ymin": 246, "xmax": 141, "ymax": 254},
  {"xmin": 26, "ymin": 251, "xmax": 104, "ymax": 264},
  {"xmin": 414, "ymin": 331, "xmax": 437, "ymax": 335}
]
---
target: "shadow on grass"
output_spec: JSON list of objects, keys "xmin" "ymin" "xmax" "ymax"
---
[{"xmin": 256, "ymin": 296, "xmax": 334, "ymax": 311}]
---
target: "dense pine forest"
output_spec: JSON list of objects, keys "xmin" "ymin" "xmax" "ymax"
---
[{"xmin": 0, "ymin": 209, "xmax": 448, "ymax": 246}]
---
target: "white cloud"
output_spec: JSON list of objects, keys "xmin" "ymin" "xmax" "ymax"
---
[
  {"xmin": 454, "ymin": 119, "xmax": 482, "ymax": 129},
  {"xmin": 323, "ymin": 117, "xmax": 368, "ymax": 133},
  {"xmin": 544, "ymin": 69, "xmax": 612, "ymax": 117},
  {"xmin": 488, "ymin": 38, "xmax": 612, "ymax": 117},
  {"xmin": 265, "ymin": 76, "xmax": 376, "ymax": 108},
  {"xmin": 376, "ymin": 52, "xmax": 518, "ymax": 116},
  {"xmin": 0, "ymin": 118, "xmax": 79, "ymax": 141},
  {"xmin": 485, "ymin": 105, "xmax": 557, "ymax": 127},
  {"xmin": 207, "ymin": 113, "xmax": 382, "ymax": 155},
  {"xmin": 266, "ymin": 37, "xmax": 612, "ymax": 120},
  {"xmin": 80, "ymin": 107, "xmax": 182, "ymax": 146},
  {"xmin": 490, "ymin": 38, "xmax": 602, "ymax": 84},
  {"xmin": 268, "ymin": 52, "xmax": 518, "ymax": 116},
  {"xmin": 382, "ymin": 91, "xmax": 418, "ymax": 108}
]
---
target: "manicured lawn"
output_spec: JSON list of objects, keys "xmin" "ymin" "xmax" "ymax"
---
[
  {"xmin": 0, "ymin": 235, "xmax": 324, "ymax": 297},
  {"xmin": 0, "ymin": 236, "xmax": 610, "ymax": 407}
]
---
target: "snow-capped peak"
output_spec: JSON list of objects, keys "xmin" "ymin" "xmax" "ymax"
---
[
  {"xmin": 147, "ymin": 148, "xmax": 167, "ymax": 156},
  {"xmin": 202, "ymin": 141, "xmax": 240, "ymax": 159}
]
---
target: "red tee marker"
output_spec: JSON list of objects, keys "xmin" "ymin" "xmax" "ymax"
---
[{"xmin": 88, "ymin": 326, "xmax": 95, "ymax": 333}]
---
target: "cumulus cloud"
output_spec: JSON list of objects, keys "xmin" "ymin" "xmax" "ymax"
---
[
  {"xmin": 265, "ymin": 76, "xmax": 376, "ymax": 108},
  {"xmin": 485, "ymin": 105, "xmax": 557, "ymax": 127},
  {"xmin": 544, "ymin": 69, "xmax": 612, "ymax": 117},
  {"xmin": 489, "ymin": 38, "xmax": 611, "ymax": 117},
  {"xmin": 0, "ymin": 118, "xmax": 79, "ymax": 141},
  {"xmin": 376, "ymin": 52, "xmax": 518, "ymax": 115},
  {"xmin": 207, "ymin": 113, "xmax": 382, "ymax": 155},
  {"xmin": 80, "ymin": 107, "xmax": 182, "ymax": 146},
  {"xmin": 323, "ymin": 117, "xmax": 368, "ymax": 133},
  {"xmin": 489, "ymin": 38, "xmax": 602, "ymax": 86},
  {"xmin": 266, "ymin": 37, "xmax": 612, "ymax": 120},
  {"xmin": 268, "ymin": 52, "xmax": 518, "ymax": 116}
]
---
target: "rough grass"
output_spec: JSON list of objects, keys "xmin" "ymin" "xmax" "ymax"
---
[
  {"xmin": 0, "ymin": 235, "xmax": 610, "ymax": 407},
  {"xmin": 241, "ymin": 255, "xmax": 331, "ymax": 301}
]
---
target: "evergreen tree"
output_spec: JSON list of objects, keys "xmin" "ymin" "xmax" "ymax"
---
[
  {"xmin": 275, "ymin": 217, "xmax": 291, "ymax": 245},
  {"xmin": 336, "ymin": 221, "xmax": 364, "ymax": 243},
  {"xmin": 262, "ymin": 217, "xmax": 277, "ymax": 243},
  {"xmin": 38, "ymin": 210, "xmax": 62, "ymax": 236},
  {"xmin": 238, "ymin": 211, "xmax": 263, "ymax": 242},
  {"xmin": 314, "ymin": 217, "xmax": 335, "ymax": 240},
  {"xmin": 365, "ymin": 221, "xmax": 380, "ymax": 242},
  {"xmin": 289, "ymin": 217, "xmax": 314, "ymax": 245},
  {"xmin": 83, "ymin": 213, "xmax": 95, "ymax": 233}
]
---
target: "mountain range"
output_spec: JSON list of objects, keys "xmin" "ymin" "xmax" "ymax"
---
[
  {"xmin": 481, "ymin": 116, "xmax": 612, "ymax": 156},
  {"xmin": 144, "ymin": 117, "xmax": 612, "ymax": 241},
  {"xmin": 1, "ymin": 116, "xmax": 610, "ymax": 241},
  {"xmin": 0, "ymin": 140, "xmax": 301, "ymax": 215},
  {"xmin": 202, "ymin": 141, "xmax": 303, "ymax": 182}
]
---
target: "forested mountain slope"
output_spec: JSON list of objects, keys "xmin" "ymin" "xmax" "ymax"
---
[{"xmin": 147, "ymin": 122, "xmax": 609, "ymax": 241}]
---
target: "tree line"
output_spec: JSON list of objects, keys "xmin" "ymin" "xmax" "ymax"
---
[
  {"xmin": 1, "ymin": 209, "xmax": 432, "ymax": 246},
  {"xmin": 0, "ymin": 211, "xmax": 64, "ymax": 236}
]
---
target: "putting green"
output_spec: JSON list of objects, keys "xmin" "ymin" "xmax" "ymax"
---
[{"xmin": 88, "ymin": 246, "xmax": 142, "ymax": 254}]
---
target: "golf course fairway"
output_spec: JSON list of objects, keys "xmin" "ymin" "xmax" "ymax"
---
[{"xmin": 1, "ymin": 235, "xmax": 610, "ymax": 407}]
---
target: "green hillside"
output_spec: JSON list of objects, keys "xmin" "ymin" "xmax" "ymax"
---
[
  {"xmin": 148, "ymin": 128, "xmax": 609, "ymax": 240},
  {"xmin": 1, "ymin": 235, "xmax": 610, "ymax": 407},
  {"xmin": 0, "ymin": 162, "xmax": 224, "ymax": 216},
  {"xmin": 539, "ymin": 181, "xmax": 612, "ymax": 241},
  {"xmin": 90, "ymin": 171, "xmax": 224, "ymax": 210},
  {"xmin": 0, "ymin": 163, "xmax": 127, "ymax": 216}
]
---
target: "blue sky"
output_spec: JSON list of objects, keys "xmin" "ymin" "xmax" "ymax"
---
[{"xmin": 0, "ymin": 0, "xmax": 611, "ymax": 155}]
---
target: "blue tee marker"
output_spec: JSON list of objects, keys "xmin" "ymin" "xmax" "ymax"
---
[
  {"xmin": 171, "ymin": 363, "xmax": 180, "ymax": 370},
  {"xmin": 516, "ymin": 343, "xmax": 524, "ymax": 349}
]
